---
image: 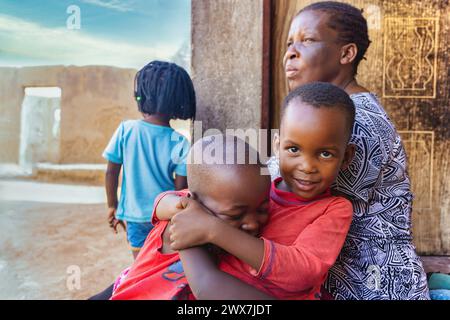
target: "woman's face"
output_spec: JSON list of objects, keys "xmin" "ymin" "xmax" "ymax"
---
[{"xmin": 283, "ymin": 10, "xmax": 344, "ymax": 91}]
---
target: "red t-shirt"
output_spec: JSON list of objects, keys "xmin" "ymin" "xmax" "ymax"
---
[
  {"xmin": 111, "ymin": 190, "xmax": 195, "ymax": 300},
  {"xmin": 111, "ymin": 179, "xmax": 352, "ymax": 300},
  {"xmin": 218, "ymin": 177, "xmax": 353, "ymax": 299}
]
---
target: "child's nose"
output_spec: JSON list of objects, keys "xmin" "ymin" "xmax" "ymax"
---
[
  {"xmin": 241, "ymin": 216, "xmax": 260, "ymax": 235},
  {"xmin": 299, "ymin": 158, "xmax": 317, "ymax": 174}
]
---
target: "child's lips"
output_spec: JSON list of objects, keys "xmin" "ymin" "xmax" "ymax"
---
[{"xmin": 293, "ymin": 178, "xmax": 319, "ymax": 192}]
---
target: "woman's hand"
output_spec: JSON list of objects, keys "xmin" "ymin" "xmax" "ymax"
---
[{"xmin": 168, "ymin": 197, "xmax": 221, "ymax": 250}]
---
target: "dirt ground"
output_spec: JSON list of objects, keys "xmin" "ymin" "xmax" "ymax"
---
[{"xmin": 0, "ymin": 200, "xmax": 132, "ymax": 300}]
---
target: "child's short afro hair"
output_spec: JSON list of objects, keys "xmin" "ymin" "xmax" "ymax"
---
[
  {"xmin": 282, "ymin": 82, "xmax": 355, "ymax": 140},
  {"xmin": 134, "ymin": 61, "xmax": 196, "ymax": 120}
]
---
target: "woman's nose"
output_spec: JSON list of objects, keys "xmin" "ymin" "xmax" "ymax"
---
[
  {"xmin": 287, "ymin": 50, "xmax": 298, "ymax": 60},
  {"xmin": 286, "ymin": 44, "xmax": 299, "ymax": 60}
]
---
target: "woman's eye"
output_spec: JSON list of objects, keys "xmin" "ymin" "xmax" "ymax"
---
[
  {"xmin": 303, "ymin": 38, "xmax": 314, "ymax": 43},
  {"xmin": 287, "ymin": 41, "xmax": 293, "ymax": 48},
  {"xmin": 320, "ymin": 151, "xmax": 333, "ymax": 159}
]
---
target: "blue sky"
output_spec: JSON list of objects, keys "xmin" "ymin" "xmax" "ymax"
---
[{"xmin": 0, "ymin": 0, "xmax": 191, "ymax": 69}]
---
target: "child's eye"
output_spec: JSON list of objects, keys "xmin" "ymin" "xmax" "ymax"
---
[
  {"xmin": 287, "ymin": 147, "xmax": 299, "ymax": 154},
  {"xmin": 287, "ymin": 41, "xmax": 293, "ymax": 48},
  {"xmin": 230, "ymin": 214, "xmax": 244, "ymax": 221},
  {"xmin": 320, "ymin": 151, "xmax": 333, "ymax": 159},
  {"xmin": 303, "ymin": 38, "xmax": 314, "ymax": 43},
  {"xmin": 221, "ymin": 212, "xmax": 244, "ymax": 221}
]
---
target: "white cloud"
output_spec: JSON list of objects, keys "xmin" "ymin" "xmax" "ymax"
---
[
  {"xmin": 81, "ymin": 0, "xmax": 134, "ymax": 13},
  {"xmin": 0, "ymin": 14, "xmax": 176, "ymax": 68}
]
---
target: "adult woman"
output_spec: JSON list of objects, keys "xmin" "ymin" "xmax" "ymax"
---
[{"xmin": 268, "ymin": 1, "xmax": 429, "ymax": 300}]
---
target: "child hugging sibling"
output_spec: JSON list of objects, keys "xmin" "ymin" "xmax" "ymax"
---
[
  {"xmin": 92, "ymin": 82, "xmax": 356, "ymax": 300},
  {"xmin": 102, "ymin": 61, "xmax": 196, "ymax": 259}
]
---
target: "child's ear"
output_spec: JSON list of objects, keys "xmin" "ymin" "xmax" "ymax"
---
[
  {"xmin": 189, "ymin": 192, "xmax": 198, "ymax": 200},
  {"xmin": 273, "ymin": 132, "xmax": 281, "ymax": 158},
  {"xmin": 340, "ymin": 43, "xmax": 358, "ymax": 66},
  {"xmin": 341, "ymin": 144, "xmax": 355, "ymax": 170}
]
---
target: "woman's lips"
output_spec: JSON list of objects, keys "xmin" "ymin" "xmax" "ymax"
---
[
  {"xmin": 285, "ymin": 65, "xmax": 299, "ymax": 79},
  {"xmin": 285, "ymin": 68, "xmax": 299, "ymax": 79}
]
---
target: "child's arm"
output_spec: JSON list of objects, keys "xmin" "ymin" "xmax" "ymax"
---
[
  {"xmin": 171, "ymin": 197, "xmax": 353, "ymax": 292},
  {"xmin": 152, "ymin": 175, "xmax": 187, "ymax": 222},
  {"xmin": 105, "ymin": 161, "xmax": 125, "ymax": 233},
  {"xmin": 248, "ymin": 199, "xmax": 353, "ymax": 292},
  {"xmin": 178, "ymin": 247, "xmax": 274, "ymax": 300},
  {"xmin": 169, "ymin": 198, "xmax": 265, "ymax": 271},
  {"xmin": 154, "ymin": 193, "xmax": 185, "ymax": 221}
]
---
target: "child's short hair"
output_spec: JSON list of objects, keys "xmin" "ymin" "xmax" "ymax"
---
[
  {"xmin": 134, "ymin": 61, "xmax": 196, "ymax": 120},
  {"xmin": 282, "ymin": 82, "xmax": 355, "ymax": 140},
  {"xmin": 187, "ymin": 135, "xmax": 265, "ymax": 194}
]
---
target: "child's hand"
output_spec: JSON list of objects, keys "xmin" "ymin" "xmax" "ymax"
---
[
  {"xmin": 107, "ymin": 207, "xmax": 126, "ymax": 234},
  {"xmin": 168, "ymin": 198, "xmax": 218, "ymax": 250}
]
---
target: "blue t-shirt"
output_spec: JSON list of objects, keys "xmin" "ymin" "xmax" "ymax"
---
[{"xmin": 103, "ymin": 120, "xmax": 190, "ymax": 223}]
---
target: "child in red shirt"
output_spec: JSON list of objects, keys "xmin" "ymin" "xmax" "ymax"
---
[
  {"xmin": 110, "ymin": 136, "xmax": 272, "ymax": 300},
  {"xmin": 167, "ymin": 82, "xmax": 356, "ymax": 299},
  {"xmin": 103, "ymin": 82, "xmax": 355, "ymax": 300}
]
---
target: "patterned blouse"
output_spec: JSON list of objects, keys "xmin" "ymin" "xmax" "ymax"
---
[{"xmin": 267, "ymin": 92, "xmax": 430, "ymax": 300}]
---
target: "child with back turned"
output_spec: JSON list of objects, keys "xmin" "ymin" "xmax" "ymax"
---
[{"xmin": 103, "ymin": 61, "xmax": 196, "ymax": 259}]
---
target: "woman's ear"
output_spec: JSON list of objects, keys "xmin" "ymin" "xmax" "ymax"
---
[
  {"xmin": 273, "ymin": 132, "xmax": 281, "ymax": 158},
  {"xmin": 340, "ymin": 43, "xmax": 358, "ymax": 66},
  {"xmin": 341, "ymin": 144, "xmax": 355, "ymax": 170}
]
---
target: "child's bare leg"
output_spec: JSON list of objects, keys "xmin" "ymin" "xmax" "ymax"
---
[{"xmin": 132, "ymin": 249, "xmax": 140, "ymax": 260}]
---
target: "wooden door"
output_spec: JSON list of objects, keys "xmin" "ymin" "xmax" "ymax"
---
[{"xmin": 270, "ymin": 0, "xmax": 450, "ymax": 254}]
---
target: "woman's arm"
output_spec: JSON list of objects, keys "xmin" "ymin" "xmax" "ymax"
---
[{"xmin": 178, "ymin": 247, "xmax": 274, "ymax": 300}]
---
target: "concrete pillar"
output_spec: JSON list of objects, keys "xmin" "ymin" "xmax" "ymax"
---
[{"xmin": 191, "ymin": 0, "xmax": 264, "ymax": 136}]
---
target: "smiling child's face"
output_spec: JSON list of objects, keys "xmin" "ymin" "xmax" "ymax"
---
[
  {"xmin": 195, "ymin": 166, "xmax": 271, "ymax": 237},
  {"xmin": 274, "ymin": 99, "xmax": 354, "ymax": 199}
]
